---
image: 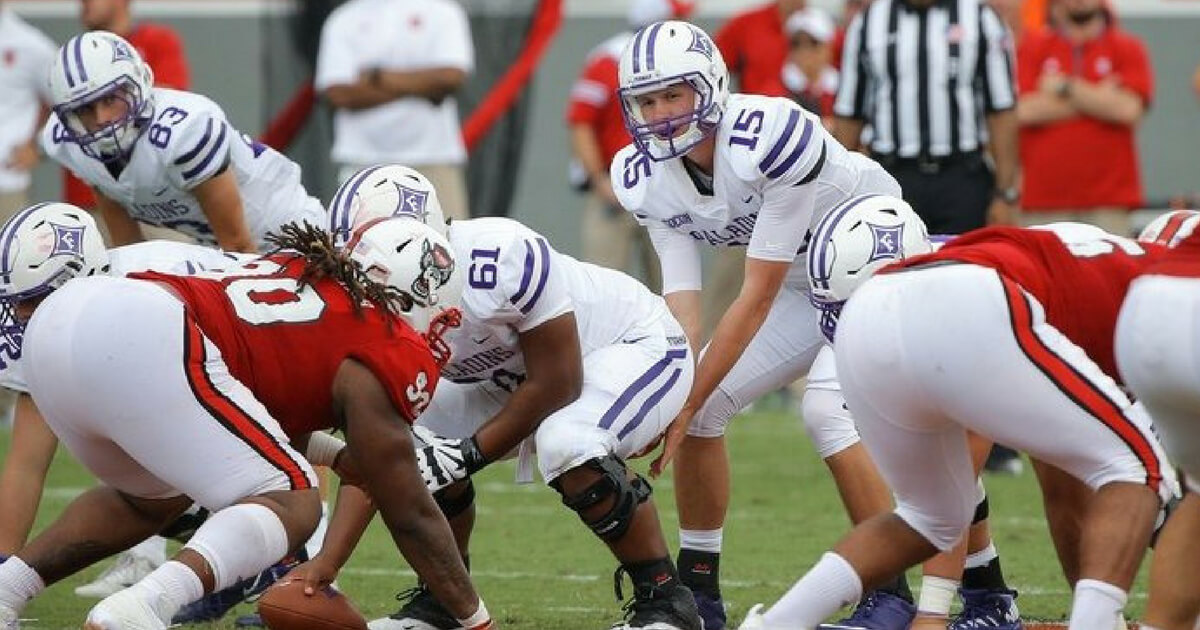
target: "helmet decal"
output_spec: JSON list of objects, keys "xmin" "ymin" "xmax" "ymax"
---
[
  {"xmin": 866, "ymin": 222, "xmax": 904, "ymax": 264},
  {"xmin": 686, "ymin": 25, "xmax": 714, "ymax": 59},
  {"xmin": 50, "ymin": 223, "xmax": 86, "ymax": 258}
]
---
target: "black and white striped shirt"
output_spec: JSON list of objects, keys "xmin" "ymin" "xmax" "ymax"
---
[{"xmin": 834, "ymin": 0, "xmax": 1016, "ymax": 159}]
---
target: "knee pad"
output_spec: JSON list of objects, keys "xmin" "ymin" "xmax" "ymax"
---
[
  {"xmin": 688, "ymin": 389, "xmax": 741, "ymax": 438},
  {"xmin": 182, "ymin": 503, "xmax": 291, "ymax": 590},
  {"xmin": 800, "ymin": 388, "xmax": 861, "ymax": 458},
  {"xmin": 551, "ymin": 455, "xmax": 651, "ymax": 542}
]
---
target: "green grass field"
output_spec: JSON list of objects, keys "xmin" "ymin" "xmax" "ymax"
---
[{"xmin": 1, "ymin": 409, "xmax": 1150, "ymax": 629}]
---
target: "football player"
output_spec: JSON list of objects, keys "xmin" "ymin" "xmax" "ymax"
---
[
  {"xmin": 611, "ymin": 20, "xmax": 909, "ymax": 629},
  {"xmin": 0, "ymin": 217, "xmax": 496, "ymax": 630},
  {"xmin": 41, "ymin": 31, "xmax": 325, "ymax": 253},
  {"xmin": 303, "ymin": 164, "xmax": 703, "ymax": 630},
  {"xmin": 1117, "ymin": 224, "xmax": 1200, "ymax": 630},
  {"xmin": 739, "ymin": 211, "xmax": 1178, "ymax": 630}
]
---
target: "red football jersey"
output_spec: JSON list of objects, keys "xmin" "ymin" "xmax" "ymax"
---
[
  {"xmin": 889, "ymin": 226, "xmax": 1167, "ymax": 379},
  {"xmin": 1142, "ymin": 230, "xmax": 1200, "ymax": 278},
  {"xmin": 133, "ymin": 254, "xmax": 438, "ymax": 436}
]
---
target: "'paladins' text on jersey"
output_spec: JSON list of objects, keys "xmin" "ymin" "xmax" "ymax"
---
[
  {"xmin": 41, "ymin": 88, "xmax": 324, "ymax": 248},
  {"xmin": 441, "ymin": 217, "xmax": 681, "ymax": 391},
  {"xmin": 612, "ymin": 93, "xmax": 898, "ymax": 271}
]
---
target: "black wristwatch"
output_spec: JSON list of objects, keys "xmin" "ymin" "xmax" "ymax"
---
[{"xmin": 994, "ymin": 187, "xmax": 1020, "ymax": 204}]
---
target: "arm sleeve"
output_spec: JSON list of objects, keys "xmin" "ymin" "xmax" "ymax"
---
[
  {"xmin": 648, "ymin": 222, "xmax": 704, "ymax": 293},
  {"xmin": 832, "ymin": 12, "xmax": 869, "ymax": 119},
  {"xmin": 1117, "ymin": 37, "xmax": 1153, "ymax": 106},
  {"xmin": 166, "ymin": 113, "xmax": 232, "ymax": 190},
  {"xmin": 565, "ymin": 57, "xmax": 616, "ymax": 125},
  {"xmin": 314, "ymin": 14, "xmax": 359, "ymax": 90},
  {"xmin": 0, "ymin": 358, "xmax": 29, "ymax": 393},
  {"xmin": 977, "ymin": 5, "xmax": 1017, "ymax": 112},
  {"xmin": 346, "ymin": 335, "xmax": 441, "ymax": 423},
  {"xmin": 471, "ymin": 231, "xmax": 573, "ymax": 332}
]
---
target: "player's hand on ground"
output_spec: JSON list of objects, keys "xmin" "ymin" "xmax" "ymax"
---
[
  {"xmin": 286, "ymin": 558, "xmax": 340, "ymax": 596},
  {"xmin": 412, "ymin": 426, "xmax": 471, "ymax": 492},
  {"xmin": 650, "ymin": 405, "xmax": 696, "ymax": 478}
]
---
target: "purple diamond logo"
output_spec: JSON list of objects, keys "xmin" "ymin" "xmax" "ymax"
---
[
  {"xmin": 394, "ymin": 183, "xmax": 430, "ymax": 221},
  {"xmin": 110, "ymin": 39, "xmax": 134, "ymax": 64},
  {"xmin": 866, "ymin": 222, "xmax": 903, "ymax": 264},
  {"xmin": 686, "ymin": 27, "xmax": 714, "ymax": 60},
  {"xmin": 50, "ymin": 223, "xmax": 85, "ymax": 257}
]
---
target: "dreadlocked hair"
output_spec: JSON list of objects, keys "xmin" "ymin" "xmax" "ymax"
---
[{"xmin": 263, "ymin": 221, "xmax": 414, "ymax": 319}]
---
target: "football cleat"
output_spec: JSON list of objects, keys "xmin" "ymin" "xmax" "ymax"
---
[
  {"xmin": 949, "ymin": 588, "xmax": 1022, "ymax": 630},
  {"xmin": 816, "ymin": 590, "xmax": 916, "ymax": 630},
  {"xmin": 84, "ymin": 585, "xmax": 172, "ymax": 630},
  {"xmin": 74, "ymin": 552, "xmax": 161, "ymax": 598},
  {"xmin": 368, "ymin": 584, "xmax": 463, "ymax": 630},
  {"xmin": 615, "ymin": 580, "xmax": 702, "ymax": 630},
  {"xmin": 693, "ymin": 590, "xmax": 727, "ymax": 630}
]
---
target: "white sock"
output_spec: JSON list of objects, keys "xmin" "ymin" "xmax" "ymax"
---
[
  {"xmin": 128, "ymin": 536, "xmax": 168, "ymax": 566},
  {"xmin": 0, "ymin": 556, "xmax": 44, "ymax": 612},
  {"xmin": 1068, "ymin": 579, "xmax": 1127, "ymax": 630},
  {"xmin": 305, "ymin": 502, "xmax": 329, "ymax": 559},
  {"xmin": 679, "ymin": 528, "xmax": 723, "ymax": 554},
  {"xmin": 138, "ymin": 560, "xmax": 203, "ymax": 619},
  {"xmin": 763, "ymin": 552, "xmax": 863, "ymax": 627},
  {"xmin": 964, "ymin": 542, "xmax": 998, "ymax": 569}
]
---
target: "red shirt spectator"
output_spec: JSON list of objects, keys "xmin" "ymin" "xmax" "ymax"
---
[
  {"xmin": 65, "ymin": 22, "xmax": 190, "ymax": 208},
  {"xmin": 565, "ymin": 34, "xmax": 630, "ymax": 173},
  {"xmin": 715, "ymin": 0, "xmax": 806, "ymax": 96},
  {"xmin": 1017, "ymin": 10, "xmax": 1150, "ymax": 211}
]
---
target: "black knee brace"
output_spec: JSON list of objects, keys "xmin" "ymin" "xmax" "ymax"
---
[{"xmin": 552, "ymin": 455, "xmax": 651, "ymax": 542}]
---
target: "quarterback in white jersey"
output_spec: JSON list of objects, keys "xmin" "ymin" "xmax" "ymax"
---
[
  {"xmin": 611, "ymin": 20, "xmax": 906, "ymax": 627},
  {"xmin": 40, "ymin": 31, "xmax": 324, "ymax": 252},
  {"xmin": 321, "ymin": 165, "xmax": 703, "ymax": 630},
  {"xmin": 0, "ymin": 203, "xmax": 250, "ymax": 567}
]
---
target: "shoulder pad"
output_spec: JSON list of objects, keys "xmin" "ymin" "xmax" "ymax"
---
[
  {"xmin": 722, "ymin": 95, "xmax": 821, "ymax": 184},
  {"xmin": 610, "ymin": 143, "xmax": 654, "ymax": 213}
]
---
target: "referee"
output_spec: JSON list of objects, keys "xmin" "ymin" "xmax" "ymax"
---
[{"xmin": 832, "ymin": 0, "xmax": 1020, "ymax": 233}]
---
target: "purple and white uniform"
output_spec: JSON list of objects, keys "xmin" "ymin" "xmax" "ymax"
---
[
  {"xmin": 41, "ymin": 88, "xmax": 324, "ymax": 248},
  {"xmin": 612, "ymin": 93, "xmax": 900, "ymax": 443},
  {"xmin": 417, "ymin": 217, "xmax": 693, "ymax": 483}
]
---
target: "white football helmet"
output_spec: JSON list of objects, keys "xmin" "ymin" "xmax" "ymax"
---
[
  {"xmin": 807, "ymin": 194, "xmax": 932, "ymax": 342},
  {"xmin": 1137, "ymin": 209, "xmax": 1200, "ymax": 248},
  {"xmin": 618, "ymin": 20, "xmax": 729, "ymax": 161},
  {"xmin": 48, "ymin": 31, "xmax": 156, "ymax": 162},
  {"xmin": 0, "ymin": 202, "xmax": 110, "ymax": 350},
  {"xmin": 347, "ymin": 218, "xmax": 463, "ymax": 362},
  {"xmin": 328, "ymin": 165, "xmax": 449, "ymax": 246}
]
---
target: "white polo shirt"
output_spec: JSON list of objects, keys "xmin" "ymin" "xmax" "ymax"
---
[
  {"xmin": 0, "ymin": 7, "xmax": 54, "ymax": 192},
  {"xmin": 315, "ymin": 0, "xmax": 474, "ymax": 167}
]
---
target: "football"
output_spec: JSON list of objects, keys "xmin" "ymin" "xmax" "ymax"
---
[{"xmin": 257, "ymin": 577, "xmax": 368, "ymax": 630}]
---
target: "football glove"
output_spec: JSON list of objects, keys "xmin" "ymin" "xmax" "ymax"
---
[{"xmin": 412, "ymin": 426, "xmax": 487, "ymax": 493}]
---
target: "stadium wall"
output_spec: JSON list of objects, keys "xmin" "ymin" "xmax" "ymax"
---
[{"xmin": 13, "ymin": 0, "xmax": 1200, "ymax": 256}]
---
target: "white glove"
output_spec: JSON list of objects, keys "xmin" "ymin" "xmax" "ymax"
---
[{"xmin": 412, "ymin": 426, "xmax": 473, "ymax": 493}]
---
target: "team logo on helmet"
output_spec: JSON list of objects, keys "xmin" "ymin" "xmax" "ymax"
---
[
  {"xmin": 50, "ymin": 223, "xmax": 85, "ymax": 258},
  {"xmin": 411, "ymin": 239, "xmax": 455, "ymax": 304},
  {"xmin": 866, "ymin": 222, "xmax": 904, "ymax": 264},
  {"xmin": 686, "ymin": 26, "xmax": 714, "ymax": 59},
  {"xmin": 109, "ymin": 38, "xmax": 134, "ymax": 64},
  {"xmin": 395, "ymin": 183, "xmax": 430, "ymax": 221}
]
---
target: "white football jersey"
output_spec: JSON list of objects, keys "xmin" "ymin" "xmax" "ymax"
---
[
  {"xmin": 612, "ymin": 93, "xmax": 898, "ymax": 293},
  {"xmin": 441, "ymin": 217, "xmax": 674, "ymax": 391},
  {"xmin": 41, "ymin": 88, "xmax": 325, "ymax": 248},
  {"xmin": 0, "ymin": 241, "xmax": 251, "ymax": 392}
]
